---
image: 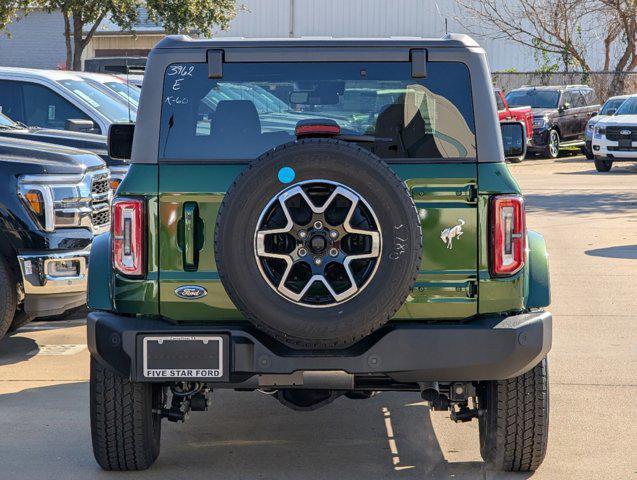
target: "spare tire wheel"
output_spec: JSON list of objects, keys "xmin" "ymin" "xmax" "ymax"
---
[{"xmin": 215, "ymin": 139, "xmax": 422, "ymax": 349}]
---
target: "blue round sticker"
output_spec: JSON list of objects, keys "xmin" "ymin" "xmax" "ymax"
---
[{"xmin": 278, "ymin": 166, "xmax": 296, "ymax": 184}]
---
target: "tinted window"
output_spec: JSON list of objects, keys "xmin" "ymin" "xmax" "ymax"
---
[
  {"xmin": 20, "ymin": 82, "xmax": 93, "ymax": 130},
  {"xmin": 0, "ymin": 112, "xmax": 17, "ymax": 127},
  {"xmin": 506, "ymin": 89, "xmax": 559, "ymax": 109},
  {"xmin": 58, "ymin": 79, "xmax": 135, "ymax": 122},
  {"xmin": 159, "ymin": 62, "xmax": 476, "ymax": 161},
  {"xmin": 581, "ymin": 89, "xmax": 596, "ymax": 105},
  {"xmin": 0, "ymin": 81, "xmax": 24, "ymax": 121},
  {"xmin": 600, "ymin": 98, "xmax": 626, "ymax": 115},
  {"xmin": 105, "ymin": 81, "xmax": 141, "ymax": 107},
  {"xmin": 615, "ymin": 97, "xmax": 637, "ymax": 115},
  {"xmin": 563, "ymin": 90, "xmax": 585, "ymax": 108}
]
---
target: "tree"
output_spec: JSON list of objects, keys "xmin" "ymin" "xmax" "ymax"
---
[
  {"xmin": 0, "ymin": 1, "xmax": 21, "ymax": 33},
  {"xmin": 146, "ymin": 0, "xmax": 241, "ymax": 35},
  {"xmin": 455, "ymin": 0, "xmax": 637, "ymax": 96},
  {"xmin": 0, "ymin": 0, "xmax": 241, "ymax": 71}
]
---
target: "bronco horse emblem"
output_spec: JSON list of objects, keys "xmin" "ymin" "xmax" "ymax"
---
[{"xmin": 440, "ymin": 219, "xmax": 465, "ymax": 249}]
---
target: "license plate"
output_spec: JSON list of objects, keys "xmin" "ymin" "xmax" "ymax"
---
[
  {"xmin": 142, "ymin": 335, "xmax": 225, "ymax": 379},
  {"xmin": 619, "ymin": 139, "xmax": 632, "ymax": 148}
]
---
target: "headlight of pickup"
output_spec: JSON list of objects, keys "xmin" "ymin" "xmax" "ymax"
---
[
  {"xmin": 18, "ymin": 171, "xmax": 111, "ymax": 233},
  {"xmin": 594, "ymin": 126, "xmax": 606, "ymax": 139},
  {"xmin": 532, "ymin": 116, "xmax": 549, "ymax": 129}
]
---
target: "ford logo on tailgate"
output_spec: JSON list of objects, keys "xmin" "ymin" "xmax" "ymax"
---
[
  {"xmin": 175, "ymin": 285, "xmax": 208, "ymax": 299},
  {"xmin": 620, "ymin": 129, "xmax": 631, "ymax": 135}
]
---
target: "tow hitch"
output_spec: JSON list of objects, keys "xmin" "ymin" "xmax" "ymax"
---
[
  {"xmin": 420, "ymin": 381, "xmax": 481, "ymax": 422},
  {"xmin": 155, "ymin": 382, "xmax": 212, "ymax": 422}
]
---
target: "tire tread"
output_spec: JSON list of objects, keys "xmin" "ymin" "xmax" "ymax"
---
[
  {"xmin": 481, "ymin": 358, "xmax": 549, "ymax": 472},
  {"xmin": 90, "ymin": 357, "xmax": 160, "ymax": 471}
]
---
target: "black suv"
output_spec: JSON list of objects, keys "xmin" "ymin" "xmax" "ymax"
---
[{"xmin": 506, "ymin": 85, "xmax": 599, "ymax": 158}]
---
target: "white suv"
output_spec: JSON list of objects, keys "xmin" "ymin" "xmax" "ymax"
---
[
  {"xmin": 592, "ymin": 94, "xmax": 637, "ymax": 171},
  {"xmin": 0, "ymin": 67, "xmax": 137, "ymax": 135}
]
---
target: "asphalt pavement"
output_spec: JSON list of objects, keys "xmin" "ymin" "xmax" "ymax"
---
[{"xmin": 1, "ymin": 155, "xmax": 636, "ymax": 479}]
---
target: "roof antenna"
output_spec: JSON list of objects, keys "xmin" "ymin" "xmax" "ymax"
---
[
  {"xmin": 125, "ymin": 52, "xmax": 132, "ymax": 123},
  {"xmin": 433, "ymin": 2, "xmax": 447, "ymax": 35}
]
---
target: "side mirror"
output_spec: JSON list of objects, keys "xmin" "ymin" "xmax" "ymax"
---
[
  {"xmin": 559, "ymin": 102, "xmax": 571, "ymax": 112},
  {"xmin": 606, "ymin": 109, "xmax": 616, "ymax": 116},
  {"xmin": 66, "ymin": 118, "xmax": 95, "ymax": 133},
  {"xmin": 500, "ymin": 121, "xmax": 527, "ymax": 160},
  {"xmin": 590, "ymin": 111, "xmax": 598, "ymax": 118},
  {"xmin": 108, "ymin": 123, "xmax": 135, "ymax": 160}
]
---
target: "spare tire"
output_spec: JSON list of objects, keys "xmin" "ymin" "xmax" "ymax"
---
[{"xmin": 215, "ymin": 139, "xmax": 421, "ymax": 349}]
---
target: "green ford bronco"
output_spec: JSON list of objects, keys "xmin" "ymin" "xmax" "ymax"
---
[{"xmin": 87, "ymin": 34, "xmax": 551, "ymax": 472}]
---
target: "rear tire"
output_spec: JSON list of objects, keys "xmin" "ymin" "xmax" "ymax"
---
[
  {"xmin": 8, "ymin": 309, "xmax": 33, "ymax": 333},
  {"xmin": 0, "ymin": 259, "xmax": 18, "ymax": 339},
  {"xmin": 543, "ymin": 130, "xmax": 560, "ymax": 159},
  {"xmin": 90, "ymin": 357, "xmax": 163, "ymax": 471},
  {"xmin": 478, "ymin": 357, "xmax": 549, "ymax": 472},
  {"xmin": 594, "ymin": 158, "xmax": 613, "ymax": 172}
]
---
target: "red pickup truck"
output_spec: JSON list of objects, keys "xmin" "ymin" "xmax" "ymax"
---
[{"xmin": 495, "ymin": 89, "xmax": 533, "ymax": 159}]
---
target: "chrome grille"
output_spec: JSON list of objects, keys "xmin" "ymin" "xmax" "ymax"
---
[
  {"xmin": 89, "ymin": 169, "xmax": 112, "ymax": 234},
  {"xmin": 91, "ymin": 178, "xmax": 110, "ymax": 195},
  {"xmin": 92, "ymin": 206, "xmax": 111, "ymax": 228}
]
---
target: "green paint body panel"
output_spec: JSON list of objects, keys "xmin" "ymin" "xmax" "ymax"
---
[
  {"xmin": 476, "ymin": 162, "xmax": 526, "ymax": 314},
  {"xmin": 526, "ymin": 230, "xmax": 551, "ymax": 308},
  {"xmin": 113, "ymin": 164, "xmax": 160, "ymax": 315},
  {"xmin": 107, "ymin": 161, "xmax": 550, "ymax": 322},
  {"xmin": 153, "ymin": 162, "xmax": 478, "ymax": 321},
  {"xmin": 87, "ymin": 232, "xmax": 113, "ymax": 311}
]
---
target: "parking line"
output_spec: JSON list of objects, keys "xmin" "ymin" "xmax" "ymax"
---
[
  {"xmin": 26, "ymin": 344, "xmax": 86, "ymax": 356},
  {"xmin": 381, "ymin": 406, "xmax": 415, "ymax": 472}
]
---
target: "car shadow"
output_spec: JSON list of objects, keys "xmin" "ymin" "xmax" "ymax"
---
[
  {"xmin": 585, "ymin": 245, "xmax": 637, "ymax": 259},
  {"xmin": 0, "ymin": 335, "xmax": 39, "ymax": 366},
  {"xmin": 525, "ymin": 192, "xmax": 637, "ymax": 215},
  {"xmin": 0, "ymin": 383, "xmax": 534, "ymax": 480}
]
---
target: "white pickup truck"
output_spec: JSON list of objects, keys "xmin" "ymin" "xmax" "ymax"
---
[{"xmin": 591, "ymin": 94, "xmax": 637, "ymax": 171}]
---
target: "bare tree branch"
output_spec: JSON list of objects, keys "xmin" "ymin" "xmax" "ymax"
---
[{"xmin": 455, "ymin": 0, "xmax": 637, "ymax": 94}]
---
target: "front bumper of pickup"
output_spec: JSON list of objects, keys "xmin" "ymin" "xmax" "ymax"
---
[
  {"xmin": 592, "ymin": 137, "xmax": 637, "ymax": 160},
  {"xmin": 88, "ymin": 310, "xmax": 552, "ymax": 385},
  {"xmin": 18, "ymin": 248, "xmax": 90, "ymax": 316}
]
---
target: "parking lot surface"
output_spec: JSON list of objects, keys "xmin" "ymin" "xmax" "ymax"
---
[{"xmin": 1, "ymin": 156, "xmax": 636, "ymax": 479}]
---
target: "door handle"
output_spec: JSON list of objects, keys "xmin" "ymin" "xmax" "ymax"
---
[{"xmin": 183, "ymin": 202, "xmax": 198, "ymax": 270}]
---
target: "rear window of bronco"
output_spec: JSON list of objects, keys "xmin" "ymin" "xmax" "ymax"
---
[{"xmin": 159, "ymin": 61, "xmax": 475, "ymax": 161}]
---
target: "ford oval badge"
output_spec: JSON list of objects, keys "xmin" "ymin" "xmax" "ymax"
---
[
  {"xmin": 620, "ymin": 129, "xmax": 631, "ymax": 135},
  {"xmin": 175, "ymin": 285, "xmax": 208, "ymax": 299}
]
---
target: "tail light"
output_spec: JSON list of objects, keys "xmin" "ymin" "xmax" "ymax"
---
[
  {"xmin": 112, "ymin": 197, "xmax": 145, "ymax": 277},
  {"xmin": 491, "ymin": 195, "xmax": 526, "ymax": 276}
]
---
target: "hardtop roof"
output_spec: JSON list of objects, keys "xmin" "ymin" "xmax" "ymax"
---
[{"xmin": 154, "ymin": 33, "xmax": 481, "ymax": 50}]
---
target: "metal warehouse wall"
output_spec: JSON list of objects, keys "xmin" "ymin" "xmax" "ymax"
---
[
  {"xmin": 1, "ymin": 0, "xmax": 611, "ymax": 73},
  {"xmin": 218, "ymin": 0, "xmax": 539, "ymax": 71},
  {"xmin": 0, "ymin": 10, "xmax": 67, "ymax": 69}
]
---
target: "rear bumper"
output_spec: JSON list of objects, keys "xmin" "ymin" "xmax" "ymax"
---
[{"xmin": 88, "ymin": 311, "xmax": 552, "ymax": 385}]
